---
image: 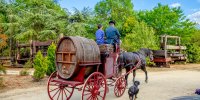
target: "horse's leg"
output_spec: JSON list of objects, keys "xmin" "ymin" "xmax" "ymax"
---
[
  {"xmin": 132, "ymin": 69, "xmax": 136, "ymax": 82},
  {"xmin": 141, "ymin": 65, "xmax": 148, "ymax": 83},
  {"xmin": 125, "ymin": 67, "xmax": 130, "ymax": 86}
]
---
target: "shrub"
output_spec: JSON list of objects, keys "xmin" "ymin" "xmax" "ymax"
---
[
  {"xmin": 122, "ymin": 20, "xmax": 159, "ymax": 51},
  {"xmin": 0, "ymin": 77, "xmax": 4, "ymax": 87},
  {"xmin": 46, "ymin": 43, "xmax": 56, "ymax": 76},
  {"xmin": 19, "ymin": 70, "xmax": 30, "ymax": 76},
  {"xmin": 20, "ymin": 60, "xmax": 32, "ymax": 76},
  {"xmin": 186, "ymin": 43, "xmax": 200, "ymax": 63},
  {"xmin": 33, "ymin": 51, "xmax": 47, "ymax": 81},
  {"xmin": 0, "ymin": 65, "xmax": 6, "ymax": 75},
  {"xmin": 24, "ymin": 59, "xmax": 32, "ymax": 69}
]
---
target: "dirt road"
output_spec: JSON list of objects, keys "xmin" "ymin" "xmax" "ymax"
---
[{"xmin": 0, "ymin": 70, "xmax": 200, "ymax": 100}]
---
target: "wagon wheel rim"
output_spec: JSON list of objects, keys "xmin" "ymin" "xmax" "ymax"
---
[
  {"xmin": 47, "ymin": 71, "xmax": 74, "ymax": 100},
  {"xmin": 82, "ymin": 72, "xmax": 107, "ymax": 100},
  {"xmin": 114, "ymin": 76, "xmax": 127, "ymax": 97}
]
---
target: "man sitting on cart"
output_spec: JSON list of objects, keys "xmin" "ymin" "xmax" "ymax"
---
[
  {"xmin": 105, "ymin": 20, "xmax": 120, "ymax": 45},
  {"xmin": 105, "ymin": 20, "xmax": 121, "ymax": 52}
]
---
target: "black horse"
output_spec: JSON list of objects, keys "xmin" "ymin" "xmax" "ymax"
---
[{"xmin": 118, "ymin": 48, "xmax": 153, "ymax": 84}]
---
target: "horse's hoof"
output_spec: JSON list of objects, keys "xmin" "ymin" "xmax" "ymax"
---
[{"xmin": 145, "ymin": 80, "xmax": 148, "ymax": 83}]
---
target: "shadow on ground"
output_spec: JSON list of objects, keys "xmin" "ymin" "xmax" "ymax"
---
[{"xmin": 171, "ymin": 95, "xmax": 200, "ymax": 100}]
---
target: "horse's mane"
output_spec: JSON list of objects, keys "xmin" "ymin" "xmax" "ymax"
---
[{"xmin": 138, "ymin": 48, "xmax": 151, "ymax": 57}]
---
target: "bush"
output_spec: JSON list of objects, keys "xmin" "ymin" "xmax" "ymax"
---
[
  {"xmin": 33, "ymin": 51, "xmax": 47, "ymax": 81},
  {"xmin": 0, "ymin": 77, "xmax": 4, "ymax": 87},
  {"xmin": 0, "ymin": 48, "xmax": 9, "ymax": 56},
  {"xmin": 186, "ymin": 43, "xmax": 200, "ymax": 63},
  {"xmin": 20, "ymin": 60, "xmax": 32, "ymax": 76},
  {"xmin": 0, "ymin": 65, "xmax": 6, "ymax": 75},
  {"xmin": 122, "ymin": 20, "xmax": 159, "ymax": 51},
  {"xmin": 19, "ymin": 70, "xmax": 30, "ymax": 76},
  {"xmin": 46, "ymin": 43, "xmax": 56, "ymax": 76}
]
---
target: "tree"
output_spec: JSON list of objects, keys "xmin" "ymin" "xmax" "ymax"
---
[
  {"xmin": 186, "ymin": 43, "xmax": 200, "ymax": 63},
  {"xmin": 0, "ymin": 34, "xmax": 8, "ymax": 49},
  {"xmin": 0, "ymin": 1, "xmax": 20, "ymax": 59},
  {"xmin": 94, "ymin": 0, "xmax": 134, "ymax": 34},
  {"xmin": 46, "ymin": 43, "xmax": 56, "ymax": 76},
  {"xmin": 190, "ymin": 30, "xmax": 200, "ymax": 46},
  {"xmin": 65, "ymin": 22, "xmax": 87, "ymax": 37},
  {"xmin": 13, "ymin": 0, "xmax": 68, "ymax": 42},
  {"xmin": 122, "ymin": 17, "xmax": 138, "ymax": 34},
  {"xmin": 122, "ymin": 18, "xmax": 158, "ymax": 51},
  {"xmin": 185, "ymin": 29, "xmax": 200, "ymax": 63},
  {"xmin": 137, "ymin": 3, "xmax": 196, "ymax": 40},
  {"xmin": 67, "ymin": 7, "xmax": 96, "ymax": 38}
]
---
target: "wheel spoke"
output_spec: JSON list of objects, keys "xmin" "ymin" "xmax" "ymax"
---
[
  {"xmin": 63, "ymin": 88, "xmax": 68, "ymax": 98},
  {"xmin": 87, "ymin": 95, "xmax": 92, "ymax": 100},
  {"xmin": 50, "ymin": 83, "xmax": 60, "ymax": 86},
  {"xmin": 84, "ymin": 92, "xmax": 92, "ymax": 96},
  {"xmin": 64, "ymin": 88, "xmax": 71, "ymax": 93},
  {"xmin": 94, "ymin": 96, "xmax": 98, "ymax": 100},
  {"xmin": 50, "ymin": 87, "xmax": 59, "ymax": 92},
  {"xmin": 85, "ymin": 85, "xmax": 90, "ymax": 90},
  {"xmin": 57, "ymin": 89, "xmax": 61, "ymax": 100},
  {"xmin": 92, "ymin": 96, "xmax": 96, "ymax": 100},
  {"xmin": 52, "ymin": 89, "xmax": 60, "ymax": 98},
  {"xmin": 61, "ymin": 89, "xmax": 63, "ymax": 100},
  {"xmin": 86, "ymin": 85, "xmax": 92, "ymax": 91},
  {"xmin": 97, "ymin": 94, "xmax": 103, "ymax": 98},
  {"xmin": 98, "ymin": 90, "xmax": 105, "ymax": 92}
]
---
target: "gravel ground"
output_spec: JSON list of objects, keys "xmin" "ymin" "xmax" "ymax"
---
[{"xmin": 0, "ymin": 64, "xmax": 200, "ymax": 100}]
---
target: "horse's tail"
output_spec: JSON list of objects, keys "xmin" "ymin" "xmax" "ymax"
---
[{"xmin": 124, "ymin": 63, "xmax": 134, "ymax": 68}]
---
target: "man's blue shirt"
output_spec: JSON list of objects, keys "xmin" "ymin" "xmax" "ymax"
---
[
  {"xmin": 95, "ymin": 29, "xmax": 105, "ymax": 45},
  {"xmin": 105, "ymin": 26, "xmax": 120, "ymax": 44}
]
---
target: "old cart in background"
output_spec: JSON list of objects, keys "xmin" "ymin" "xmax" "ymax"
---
[{"xmin": 153, "ymin": 35, "xmax": 187, "ymax": 67}]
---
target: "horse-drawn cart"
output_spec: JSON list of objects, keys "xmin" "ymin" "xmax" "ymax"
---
[
  {"xmin": 47, "ymin": 36, "xmax": 137, "ymax": 100},
  {"xmin": 153, "ymin": 35, "xmax": 187, "ymax": 67}
]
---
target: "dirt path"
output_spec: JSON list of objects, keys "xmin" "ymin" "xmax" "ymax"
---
[{"xmin": 0, "ymin": 69, "xmax": 200, "ymax": 100}]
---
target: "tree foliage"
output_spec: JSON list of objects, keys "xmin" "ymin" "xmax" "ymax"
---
[
  {"xmin": 95, "ymin": 0, "xmax": 134, "ymax": 34},
  {"xmin": 0, "ymin": 64, "xmax": 6, "ymax": 75},
  {"xmin": 186, "ymin": 43, "xmax": 200, "ymax": 63},
  {"xmin": 122, "ymin": 17, "xmax": 159, "ymax": 51},
  {"xmin": 185, "ymin": 30, "xmax": 200, "ymax": 63},
  {"xmin": 0, "ymin": 34, "xmax": 8, "ymax": 49},
  {"xmin": 0, "ymin": 0, "xmax": 200, "ymax": 63},
  {"xmin": 1, "ymin": 0, "xmax": 68, "ymax": 42},
  {"xmin": 137, "ymin": 3, "xmax": 196, "ymax": 39},
  {"xmin": 66, "ymin": 7, "xmax": 95, "ymax": 38},
  {"xmin": 33, "ymin": 51, "xmax": 47, "ymax": 81},
  {"xmin": 46, "ymin": 43, "xmax": 56, "ymax": 76}
]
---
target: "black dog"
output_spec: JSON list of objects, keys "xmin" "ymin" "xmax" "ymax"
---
[{"xmin": 128, "ymin": 81, "xmax": 140, "ymax": 100}]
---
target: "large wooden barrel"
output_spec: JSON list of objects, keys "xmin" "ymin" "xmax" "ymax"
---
[{"xmin": 56, "ymin": 36, "xmax": 100, "ymax": 79}]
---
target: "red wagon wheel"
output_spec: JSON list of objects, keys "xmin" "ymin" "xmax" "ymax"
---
[
  {"xmin": 114, "ymin": 76, "xmax": 127, "ymax": 97},
  {"xmin": 82, "ymin": 72, "xmax": 107, "ymax": 100},
  {"xmin": 47, "ymin": 71, "xmax": 74, "ymax": 100}
]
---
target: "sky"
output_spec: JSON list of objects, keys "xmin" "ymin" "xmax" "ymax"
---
[{"xmin": 58, "ymin": 0, "xmax": 200, "ymax": 25}]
